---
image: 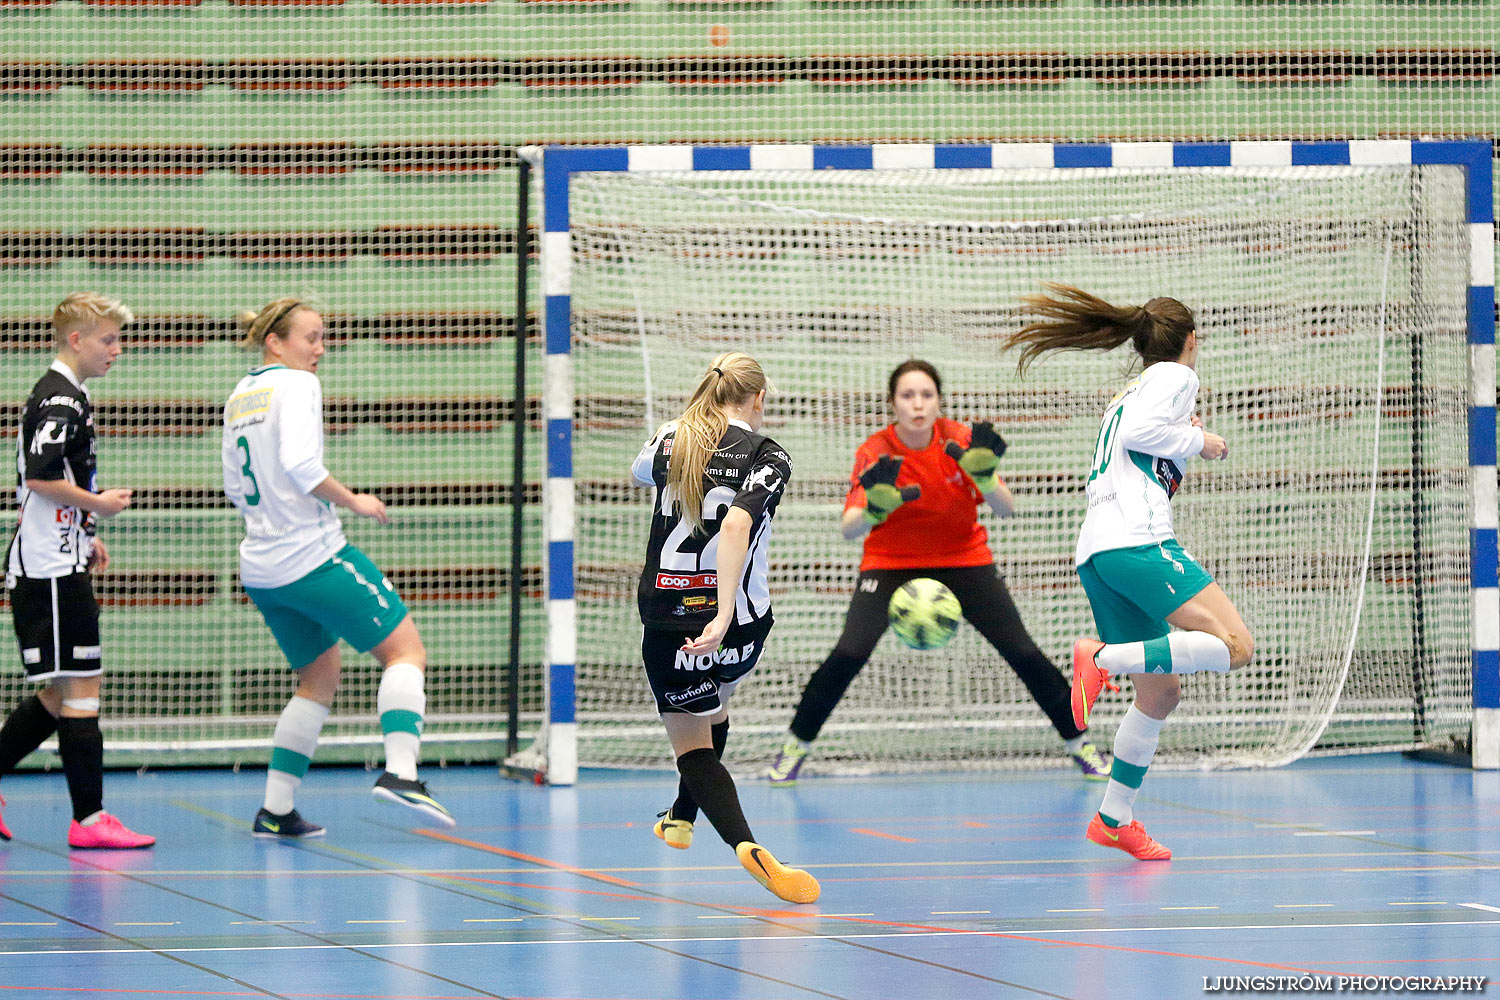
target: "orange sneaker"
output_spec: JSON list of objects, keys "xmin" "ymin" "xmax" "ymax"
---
[
  {"xmin": 736, "ymin": 841, "xmax": 820, "ymax": 903},
  {"xmin": 1071, "ymin": 639, "xmax": 1118, "ymax": 729},
  {"xmin": 1086, "ymin": 813, "xmax": 1171, "ymax": 860}
]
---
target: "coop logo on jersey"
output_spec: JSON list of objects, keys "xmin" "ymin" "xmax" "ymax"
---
[
  {"xmin": 657, "ymin": 571, "xmax": 716, "ymax": 590},
  {"xmin": 674, "ymin": 639, "xmax": 758, "ymax": 672}
]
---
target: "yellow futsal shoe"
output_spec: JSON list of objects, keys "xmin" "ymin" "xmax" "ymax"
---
[
  {"xmin": 736, "ymin": 841, "xmax": 821, "ymax": 904},
  {"xmin": 653, "ymin": 808, "xmax": 693, "ymax": 850}
]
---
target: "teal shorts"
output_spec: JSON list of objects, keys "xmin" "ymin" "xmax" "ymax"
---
[
  {"xmin": 1076, "ymin": 540, "xmax": 1214, "ymax": 644},
  {"xmin": 245, "ymin": 544, "xmax": 409, "ymax": 669}
]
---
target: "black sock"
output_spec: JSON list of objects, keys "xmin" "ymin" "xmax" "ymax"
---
[
  {"xmin": 671, "ymin": 719, "xmax": 729, "ymax": 824},
  {"xmin": 56, "ymin": 717, "xmax": 105, "ymax": 823},
  {"xmin": 675, "ymin": 746, "xmax": 753, "ymax": 847},
  {"xmin": 0, "ymin": 696, "xmax": 58, "ymax": 777}
]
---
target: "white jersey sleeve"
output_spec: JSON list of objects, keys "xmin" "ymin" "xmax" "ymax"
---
[
  {"xmin": 1074, "ymin": 362, "xmax": 1203, "ymax": 566},
  {"xmin": 223, "ymin": 366, "xmax": 347, "ymax": 589},
  {"xmin": 630, "ymin": 421, "xmax": 675, "ymax": 488}
]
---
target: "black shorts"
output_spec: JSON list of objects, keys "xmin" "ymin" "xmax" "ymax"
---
[
  {"xmin": 641, "ymin": 614, "xmax": 774, "ymax": 715},
  {"xmin": 8, "ymin": 572, "xmax": 102, "ymax": 681}
]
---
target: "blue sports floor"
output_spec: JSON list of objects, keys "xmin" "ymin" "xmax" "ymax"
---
[{"xmin": 0, "ymin": 754, "xmax": 1495, "ymax": 1000}]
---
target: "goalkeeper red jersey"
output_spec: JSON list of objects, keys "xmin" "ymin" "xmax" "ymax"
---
[{"xmin": 843, "ymin": 418, "xmax": 992, "ymax": 571}]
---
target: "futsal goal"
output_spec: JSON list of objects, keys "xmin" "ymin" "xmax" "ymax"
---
[{"xmin": 512, "ymin": 141, "xmax": 1496, "ymax": 785}]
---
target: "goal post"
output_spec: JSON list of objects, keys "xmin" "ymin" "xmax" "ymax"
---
[{"xmin": 515, "ymin": 140, "xmax": 1496, "ymax": 786}]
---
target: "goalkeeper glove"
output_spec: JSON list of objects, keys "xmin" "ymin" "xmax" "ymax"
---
[
  {"xmin": 944, "ymin": 422, "xmax": 1007, "ymax": 496},
  {"xmin": 857, "ymin": 454, "xmax": 921, "ymax": 526}
]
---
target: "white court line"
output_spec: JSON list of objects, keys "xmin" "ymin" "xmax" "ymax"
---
[
  {"xmin": 1292, "ymin": 831, "xmax": 1377, "ymax": 837},
  {"xmin": 1459, "ymin": 902, "xmax": 1500, "ymax": 914},
  {"xmin": 1, "ymin": 918, "xmax": 1495, "ymax": 958}
]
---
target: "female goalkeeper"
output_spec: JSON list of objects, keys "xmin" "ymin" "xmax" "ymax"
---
[
  {"xmin": 631, "ymin": 352, "xmax": 819, "ymax": 904},
  {"xmin": 223, "ymin": 299, "xmax": 454, "ymax": 839},
  {"xmin": 1005, "ymin": 284, "xmax": 1254, "ymax": 861},
  {"xmin": 766, "ymin": 359, "xmax": 1108, "ymax": 784}
]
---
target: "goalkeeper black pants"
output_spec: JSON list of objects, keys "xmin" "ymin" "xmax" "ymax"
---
[{"xmin": 789, "ymin": 563, "xmax": 1082, "ymax": 743}]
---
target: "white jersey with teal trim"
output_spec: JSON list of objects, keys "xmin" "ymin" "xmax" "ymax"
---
[
  {"xmin": 1075, "ymin": 361, "xmax": 1206, "ymax": 566},
  {"xmin": 222, "ymin": 365, "xmax": 345, "ymax": 589}
]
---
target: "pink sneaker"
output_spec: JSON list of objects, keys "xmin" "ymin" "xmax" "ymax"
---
[
  {"xmin": 0, "ymin": 792, "xmax": 11, "ymax": 841},
  {"xmin": 68, "ymin": 812, "xmax": 155, "ymax": 850}
]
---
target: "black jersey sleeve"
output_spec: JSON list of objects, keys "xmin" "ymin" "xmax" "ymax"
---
[
  {"xmin": 731, "ymin": 438, "xmax": 792, "ymax": 520},
  {"xmin": 23, "ymin": 400, "xmax": 83, "ymax": 482}
]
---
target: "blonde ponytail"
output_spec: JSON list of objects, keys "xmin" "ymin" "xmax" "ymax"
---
[
  {"xmin": 237, "ymin": 297, "xmax": 306, "ymax": 352},
  {"xmin": 666, "ymin": 352, "xmax": 770, "ymax": 535}
]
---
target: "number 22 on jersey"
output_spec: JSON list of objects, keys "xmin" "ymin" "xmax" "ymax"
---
[{"xmin": 659, "ymin": 484, "xmax": 736, "ymax": 577}]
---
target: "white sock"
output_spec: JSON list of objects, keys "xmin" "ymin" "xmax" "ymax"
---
[
  {"xmin": 265, "ymin": 696, "xmax": 329, "ymax": 814},
  {"xmin": 378, "ymin": 662, "xmax": 426, "ymax": 781},
  {"xmin": 1096, "ymin": 631, "xmax": 1231, "ymax": 676},
  {"xmin": 1098, "ymin": 705, "xmax": 1166, "ymax": 826}
]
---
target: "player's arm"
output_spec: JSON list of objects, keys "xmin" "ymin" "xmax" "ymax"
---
[
  {"xmin": 681, "ymin": 506, "xmax": 751, "ymax": 654},
  {"xmin": 24, "ymin": 406, "xmax": 130, "ymax": 517},
  {"xmin": 1117, "ymin": 373, "xmax": 1214, "ymax": 461},
  {"xmin": 944, "ymin": 422, "xmax": 1012, "ymax": 517},
  {"xmin": 24, "ymin": 479, "xmax": 132, "ymax": 517},
  {"xmin": 629, "ymin": 421, "xmax": 674, "ymax": 488},
  {"xmin": 311, "ymin": 474, "xmax": 388, "ymax": 524}
]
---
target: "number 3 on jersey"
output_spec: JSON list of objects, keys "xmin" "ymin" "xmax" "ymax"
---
[
  {"xmin": 236, "ymin": 435, "xmax": 261, "ymax": 506},
  {"xmin": 660, "ymin": 485, "xmax": 736, "ymax": 573}
]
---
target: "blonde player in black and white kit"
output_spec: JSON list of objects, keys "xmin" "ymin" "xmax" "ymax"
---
[
  {"xmin": 1005, "ymin": 284, "xmax": 1254, "ymax": 861},
  {"xmin": 632, "ymin": 353, "xmax": 818, "ymax": 903},
  {"xmin": 0, "ymin": 293, "xmax": 154, "ymax": 849},
  {"xmin": 223, "ymin": 299, "xmax": 453, "ymax": 838}
]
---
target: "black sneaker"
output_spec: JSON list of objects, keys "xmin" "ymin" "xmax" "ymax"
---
[
  {"xmin": 252, "ymin": 807, "xmax": 325, "ymax": 839},
  {"xmin": 371, "ymin": 772, "xmax": 455, "ymax": 828}
]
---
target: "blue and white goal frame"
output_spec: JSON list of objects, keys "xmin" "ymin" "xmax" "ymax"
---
[{"xmin": 530, "ymin": 140, "xmax": 1497, "ymax": 784}]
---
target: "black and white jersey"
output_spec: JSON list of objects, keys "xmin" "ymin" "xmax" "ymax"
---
[
  {"xmin": 631, "ymin": 418, "xmax": 793, "ymax": 629},
  {"xmin": 7, "ymin": 361, "xmax": 98, "ymax": 580}
]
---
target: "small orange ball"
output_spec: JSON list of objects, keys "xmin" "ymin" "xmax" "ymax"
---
[{"xmin": 708, "ymin": 24, "xmax": 730, "ymax": 47}]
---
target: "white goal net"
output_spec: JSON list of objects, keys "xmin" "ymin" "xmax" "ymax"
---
[{"xmin": 561, "ymin": 163, "xmax": 1472, "ymax": 772}]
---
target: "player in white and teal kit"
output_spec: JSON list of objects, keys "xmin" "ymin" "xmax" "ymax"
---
[
  {"xmin": 223, "ymin": 298, "xmax": 454, "ymax": 838},
  {"xmin": 1006, "ymin": 283, "xmax": 1255, "ymax": 860}
]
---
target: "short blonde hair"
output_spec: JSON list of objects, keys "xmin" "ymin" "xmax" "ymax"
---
[{"xmin": 52, "ymin": 292, "xmax": 133, "ymax": 341}]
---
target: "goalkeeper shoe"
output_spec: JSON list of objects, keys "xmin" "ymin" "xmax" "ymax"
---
[
  {"xmin": 1071, "ymin": 638, "xmax": 1118, "ymax": 730},
  {"xmin": 1070, "ymin": 742, "xmax": 1111, "ymax": 781},
  {"xmin": 253, "ymin": 807, "xmax": 326, "ymax": 840},
  {"xmin": 766, "ymin": 740, "xmax": 809, "ymax": 785},
  {"xmin": 1086, "ymin": 813, "xmax": 1172, "ymax": 861},
  {"xmin": 0, "ymin": 793, "xmax": 10, "ymax": 841},
  {"xmin": 654, "ymin": 808, "xmax": 693, "ymax": 850},
  {"xmin": 372, "ymin": 772, "xmax": 456, "ymax": 828},
  {"xmin": 736, "ymin": 842, "xmax": 821, "ymax": 903}
]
